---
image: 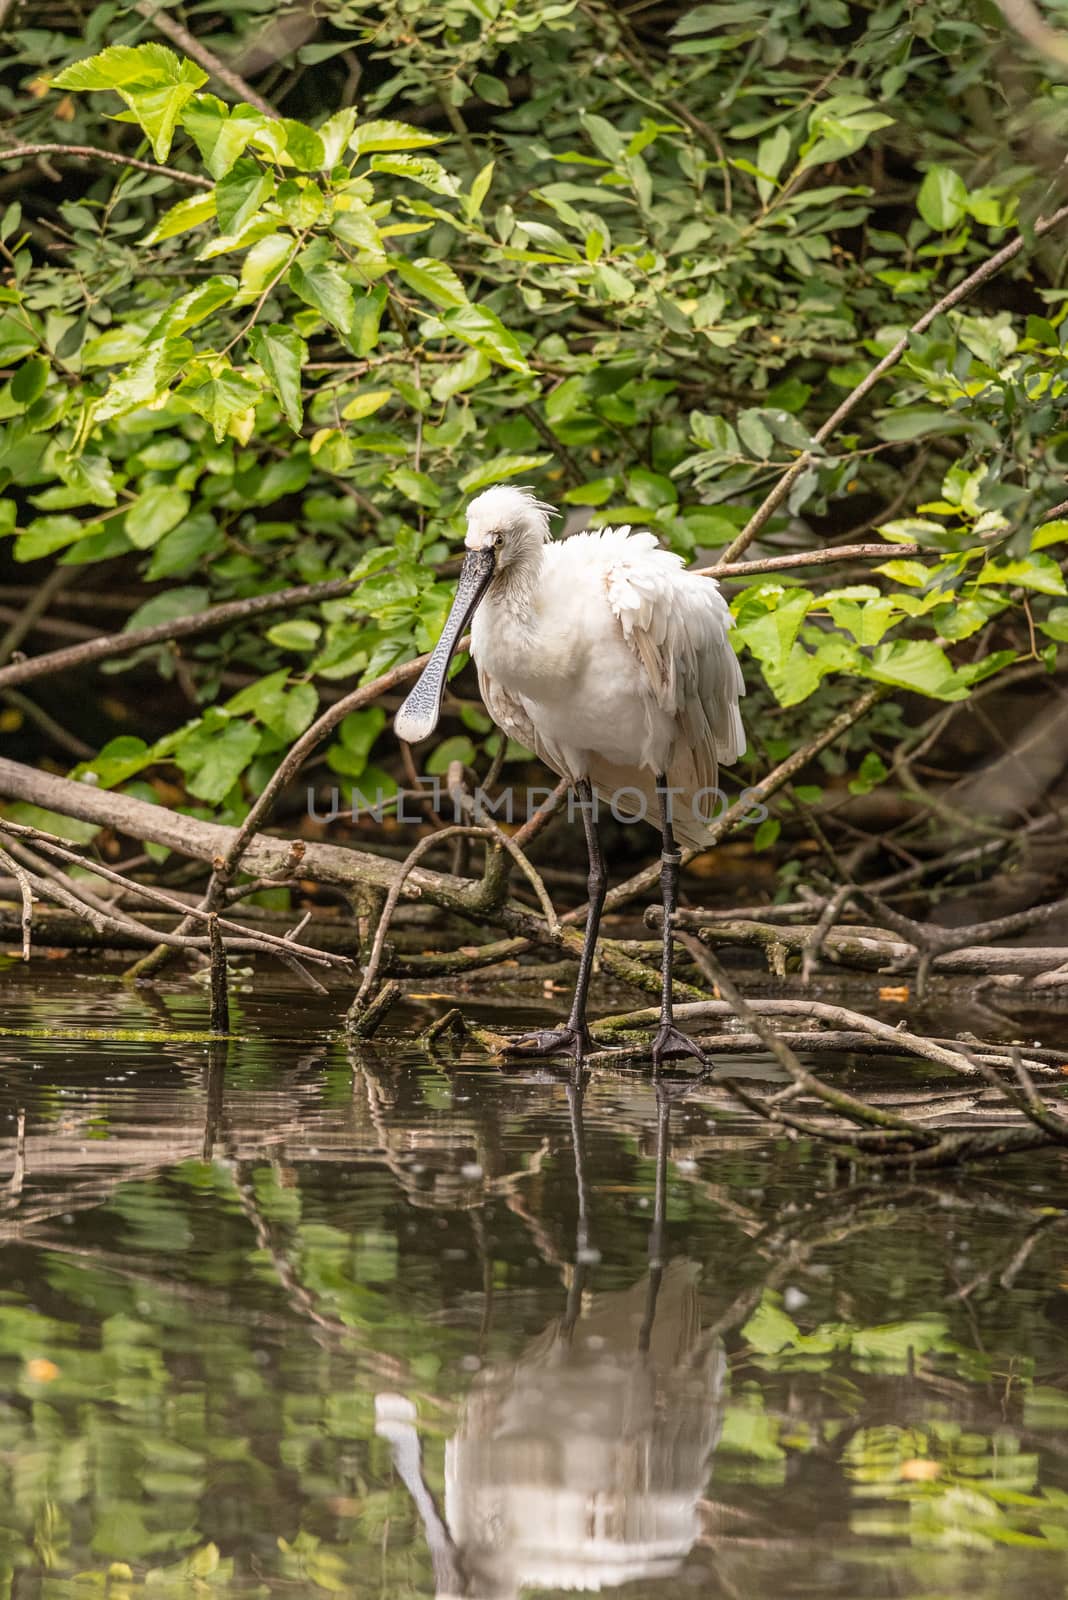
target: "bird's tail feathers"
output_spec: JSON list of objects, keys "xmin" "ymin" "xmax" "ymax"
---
[{"xmin": 585, "ymin": 754, "xmax": 724, "ymax": 850}]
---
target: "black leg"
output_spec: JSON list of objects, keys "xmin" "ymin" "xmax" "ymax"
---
[
  {"xmin": 651, "ymin": 775, "xmax": 707, "ymax": 1069},
  {"xmin": 506, "ymin": 779, "xmax": 609, "ymax": 1060}
]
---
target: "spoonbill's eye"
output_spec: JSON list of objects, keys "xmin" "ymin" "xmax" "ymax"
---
[{"xmin": 492, "ymin": 532, "xmax": 504, "ymax": 548}]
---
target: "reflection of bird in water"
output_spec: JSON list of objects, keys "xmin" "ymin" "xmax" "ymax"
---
[{"xmin": 375, "ymin": 1081, "xmax": 726, "ymax": 1599}]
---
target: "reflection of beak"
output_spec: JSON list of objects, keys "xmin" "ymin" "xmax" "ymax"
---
[{"xmin": 394, "ymin": 547, "xmax": 496, "ymax": 744}]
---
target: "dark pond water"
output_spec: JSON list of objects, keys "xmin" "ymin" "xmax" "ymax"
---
[{"xmin": 2, "ymin": 964, "xmax": 1068, "ymax": 1599}]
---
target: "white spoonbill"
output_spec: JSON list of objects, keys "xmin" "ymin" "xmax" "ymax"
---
[{"xmin": 394, "ymin": 486, "xmax": 746, "ymax": 1066}]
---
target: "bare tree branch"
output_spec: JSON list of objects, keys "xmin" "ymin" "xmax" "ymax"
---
[
  {"xmin": 0, "ymin": 143, "xmax": 212, "ymax": 188},
  {"xmin": 0, "ymin": 576, "xmax": 364, "ymax": 692}
]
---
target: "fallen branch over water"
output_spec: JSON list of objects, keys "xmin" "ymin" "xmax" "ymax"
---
[{"xmin": 649, "ymin": 909, "xmax": 1068, "ymax": 984}]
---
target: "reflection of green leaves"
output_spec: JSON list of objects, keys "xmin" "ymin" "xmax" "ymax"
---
[{"xmin": 743, "ymin": 1291, "xmax": 953, "ymax": 1374}]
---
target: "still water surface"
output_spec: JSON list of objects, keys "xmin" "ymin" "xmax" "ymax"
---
[{"xmin": 1, "ymin": 969, "xmax": 1067, "ymax": 1598}]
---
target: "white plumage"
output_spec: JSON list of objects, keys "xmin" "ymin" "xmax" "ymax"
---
[
  {"xmin": 393, "ymin": 484, "xmax": 747, "ymax": 1063},
  {"xmin": 463, "ymin": 489, "xmax": 745, "ymax": 846}
]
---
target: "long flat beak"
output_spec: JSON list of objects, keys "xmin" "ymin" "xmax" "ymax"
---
[{"xmin": 394, "ymin": 547, "xmax": 495, "ymax": 743}]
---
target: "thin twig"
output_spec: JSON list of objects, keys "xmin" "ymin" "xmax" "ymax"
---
[
  {"xmin": 0, "ymin": 143, "xmax": 212, "ymax": 188},
  {"xmin": 0, "ymin": 576, "xmax": 364, "ymax": 692},
  {"xmin": 699, "ymin": 544, "xmax": 922, "ymax": 580},
  {"xmin": 0, "ymin": 817, "xmax": 349, "ymax": 969},
  {"xmin": 0, "ymin": 847, "xmax": 34, "ymax": 959}
]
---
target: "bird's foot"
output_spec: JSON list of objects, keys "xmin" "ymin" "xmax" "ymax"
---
[
  {"xmin": 650, "ymin": 1022, "xmax": 708, "ymax": 1070},
  {"xmin": 505, "ymin": 1023, "xmax": 607, "ymax": 1061}
]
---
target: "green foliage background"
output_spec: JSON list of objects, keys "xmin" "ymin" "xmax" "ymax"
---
[{"xmin": 3, "ymin": 0, "xmax": 1068, "ymax": 828}]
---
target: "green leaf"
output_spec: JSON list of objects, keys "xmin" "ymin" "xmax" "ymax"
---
[
  {"xmin": 875, "ymin": 408, "xmax": 974, "ymax": 443},
  {"xmin": 459, "ymin": 454, "xmax": 552, "ymax": 493},
  {"xmin": 752, "ymin": 817, "xmax": 781, "ymax": 852},
  {"xmin": 799, "ymin": 103, "xmax": 894, "ymax": 173},
  {"xmin": 227, "ymin": 669, "xmax": 318, "ymax": 740},
  {"xmin": 732, "ymin": 588, "xmax": 815, "ymax": 671},
  {"xmin": 430, "ymin": 349, "xmax": 491, "ymax": 402},
  {"xmin": 441, "ymin": 304, "xmax": 527, "ymax": 371},
  {"xmin": 73, "ymin": 735, "xmax": 153, "ymax": 789},
  {"xmin": 123, "ymin": 585, "xmax": 208, "ymax": 630},
  {"xmin": 14, "ymin": 514, "xmax": 95, "ymax": 562},
  {"xmin": 247, "ymin": 324, "xmax": 306, "ymax": 432},
  {"xmin": 145, "ymin": 512, "xmax": 220, "ymax": 580},
  {"xmin": 562, "ymin": 478, "xmax": 617, "ymax": 507},
  {"xmin": 317, "ymin": 107, "xmax": 358, "ymax": 166},
  {"xmin": 742, "ymin": 1293, "xmax": 800, "ymax": 1354},
  {"xmin": 237, "ymin": 234, "xmax": 293, "ymax": 304},
  {"xmin": 142, "ymin": 190, "xmax": 217, "ymax": 245},
  {"xmin": 0, "ymin": 310, "xmax": 38, "ymax": 364},
  {"xmin": 54, "ymin": 42, "xmax": 200, "ymax": 91},
  {"xmin": 10, "ymin": 355, "xmax": 48, "ymax": 407},
  {"xmin": 465, "ymin": 159, "xmax": 496, "ymax": 220},
  {"xmin": 173, "ymin": 715, "xmax": 261, "ymax": 804},
  {"xmin": 736, "ymin": 408, "xmax": 774, "ymax": 458},
  {"xmin": 425, "ymin": 735, "xmax": 477, "ymax": 775},
  {"xmin": 864, "ymin": 639, "xmax": 968, "ymax": 701},
  {"xmin": 755, "ymin": 125, "xmax": 791, "ymax": 203},
  {"xmin": 917, "ymin": 164, "xmax": 968, "ymax": 230},
  {"xmin": 389, "ymin": 466, "xmax": 441, "ymax": 507},
  {"xmin": 281, "ymin": 119, "xmax": 326, "ymax": 171},
  {"xmin": 825, "ymin": 589, "xmax": 899, "ymax": 645},
  {"xmin": 289, "ymin": 240, "xmax": 354, "ymax": 334},
  {"xmin": 215, "ymin": 157, "xmax": 273, "ymax": 236},
  {"xmin": 350, "ymin": 285, "xmax": 389, "ymax": 355},
  {"xmin": 267, "ymin": 619, "xmax": 321, "ymax": 652},
  {"xmin": 93, "ymin": 338, "xmax": 193, "ymax": 423},
  {"xmin": 350, "ymin": 120, "xmax": 441, "ymax": 155},
  {"xmin": 326, "ymin": 706, "xmax": 386, "ymax": 778},
  {"xmin": 369, "ymin": 153, "xmax": 460, "ymax": 196},
  {"xmin": 395, "ymin": 256, "xmax": 468, "ymax": 310},
  {"xmin": 56, "ymin": 45, "xmax": 208, "ymax": 160},
  {"xmin": 977, "ymin": 554, "xmax": 1067, "ymax": 596},
  {"xmin": 1032, "ymin": 519, "xmax": 1068, "ymax": 552},
  {"xmin": 341, "ymin": 388, "xmax": 392, "ymax": 420},
  {"xmin": 146, "ymin": 276, "xmax": 236, "ymax": 340},
  {"xmin": 1039, "ymin": 604, "xmax": 1068, "ymax": 643},
  {"xmin": 125, "ymin": 485, "xmax": 191, "ymax": 550},
  {"xmin": 178, "ymin": 360, "xmax": 263, "ymax": 441},
  {"xmin": 848, "ymin": 750, "xmax": 889, "ymax": 795},
  {"xmin": 180, "ymin": 96, "xmax": 264, "ymax": 178}
]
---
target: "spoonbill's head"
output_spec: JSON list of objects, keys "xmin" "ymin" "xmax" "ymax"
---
[
  {"xmin": 463, "ymin": 485, "xmax": 553, "ymax": 568},
  {"xmin": 394, "ymin": 488, "xmax": 556, "ymax": 744}
]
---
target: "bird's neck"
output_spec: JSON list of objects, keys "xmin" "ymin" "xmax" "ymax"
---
[{"xmin": 491, "ymin": 541, "xmax": 544, "ymax": 623}]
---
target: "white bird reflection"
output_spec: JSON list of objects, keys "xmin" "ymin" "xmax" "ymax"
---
[{"xmin": 375, "ymin": 1081, "xmax": 726, "ymax": 1599}]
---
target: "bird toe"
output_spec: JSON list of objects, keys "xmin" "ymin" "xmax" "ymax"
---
[{"xmin": 650, "ymin": 1023, "xmax": 708, "ymax": 1069}]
